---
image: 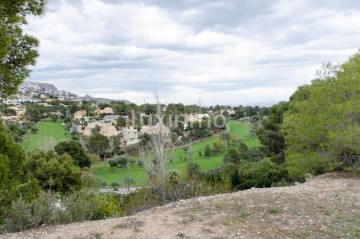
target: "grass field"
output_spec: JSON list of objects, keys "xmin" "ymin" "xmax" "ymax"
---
[
  {"xmin": 22, "ymin": 119, "xmax": 71, "ymax": 152},
  {"xmin": 87, "ymin": 120, "xmax": 262, "ymax": 187}
]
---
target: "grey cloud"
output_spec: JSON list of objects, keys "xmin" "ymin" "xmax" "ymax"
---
[{"xmin": 25, "ymin": 0, "xmax": 360, "ymax": 105}]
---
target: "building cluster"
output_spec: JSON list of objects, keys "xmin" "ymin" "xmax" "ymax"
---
[{"xmin": 73, "ymin": 107, "xmax": 218, "ymax": 146}]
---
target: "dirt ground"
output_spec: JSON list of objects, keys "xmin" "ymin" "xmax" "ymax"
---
[{"xmin": 2, "ymin": 173, "xmax": 359, "ymax": 239}]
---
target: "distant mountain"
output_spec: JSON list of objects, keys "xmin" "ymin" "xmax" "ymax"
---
[
  {"xmin": 18, "ymin": 81, "xmax": 131, "ymax": 104},
  {"xmin": 82, "ymin": 94, "xmax": 132, "ymax": 104},
  {"xmin": 18, "ymin": 81, "xmax": 79, "ymax": 99}
]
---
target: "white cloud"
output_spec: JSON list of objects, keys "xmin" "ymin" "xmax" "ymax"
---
[{"xmin": 24, "ymin": 0, "xmax": 360, "ymax": 106}]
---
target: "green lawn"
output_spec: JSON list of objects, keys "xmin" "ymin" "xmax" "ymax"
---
[
  {"xmin": 88, "ymin": 120, "xmax": 262, "ymax": 187},
  {"xmin": 22, "ymin": 119, "xmax": 71, "ymax": 152}
]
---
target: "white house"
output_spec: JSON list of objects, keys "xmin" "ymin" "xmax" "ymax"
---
[{"xmin": 121, "ymin": 126, "xmax": 140, "ymax": 145}]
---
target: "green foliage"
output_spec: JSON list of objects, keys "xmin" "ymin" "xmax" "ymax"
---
[
  {"xmin": 111, "ymin": 182, "xmax": 120, "ymax": 191},
  {"xmin": 238, "ymin": 141, "xmax": 249, "ymax": 159},
  {"xmin": 4, "ymin": 190, "xmax": 123, "ymax": 232},
  {"xmin": 0, "ymin": 104, "xmax": 16, "ymax": 116},
  {"xmin": 256, "ymin": 102, "xmax": 289, "ymax": 163},
  {"xmin": 15, "ymin": 179, "xmax": 41, "ymax": 202},
  {"xmin": 0, "ymin": 120, "xmax": 29, "ymax": 224},
  {"xmin": 109, "ymin": 155, "xmax": 128, "ymax": 168},
  {"xmin": 212, "ymin": 140, "xmax": 223, "ymax": 154},
  {"xmin": 223, "ymin": 148, "xmax": 241, "ymax": 164},
  {"xmin": 0, "ymin": 154, "xmax": 9, "ymax": 191},
  {"xmin": 116, "ymin": 116, "xmax": 127, "ymax": 128},
  {"xmin": 204, "ymin": 144, "xmax": 211, "ymax": 157},
  {"xmin": 25, "ymin": 105, "xmax": 44, "ymax": 122},
  {"xmin": 25, "ymin": 151, "xmax": 82, "ymax": 194},
  {"xmin": 283, "ymin": 53, "xmax": 360, "ymax": 179},
  {"xmin": 55, "ymin": 141, "xmax": 91, "ymax": 169},
  {"xmin": 186, "ymin": 162, "xmax": 201, "ymax": 180},
  {"xmin": 238, "ymin": 158, "xmax": 288, "ymax": 188},
  {"xmin": 5, "ymin": 121, "xmax": 33, "ymax": 142},
  {"xmin": 0, "ymin": 120, "xmax": 27, "ymax": 189},
  {"xmin": 0, "ymin": 0, "xmax": 45, "ymax": 97},
  {"xmin": 82, "ymin": 175, "xmax": 104, "ymax": 190},
  {"xmin": 86, "ymin": 132, "xmax": 110, "ymax": 159}
]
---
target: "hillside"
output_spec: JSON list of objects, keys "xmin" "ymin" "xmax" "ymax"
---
[
  {"xmin": 17, "ymin": 81, "xmax": 131, "ymax": 104},
  {"xmin": 3, "ymin": 173, "xmax": 359, "ymax": 239}
]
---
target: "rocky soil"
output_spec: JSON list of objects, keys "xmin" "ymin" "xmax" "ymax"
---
[{"xmin": 2, "ymin": 173, "xmax": 359, "ymax": 239}]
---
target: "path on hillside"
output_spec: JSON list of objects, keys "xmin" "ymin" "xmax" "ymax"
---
[{"xmin": 4, "ymin": 173, "xmax": 359, "ymax": 239}]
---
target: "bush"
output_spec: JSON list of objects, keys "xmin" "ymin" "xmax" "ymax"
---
[
  {"xmin": 111, "ymin": 182, "xmax": 120, "ymax": 191},
  {"xmin": 238, "ymin": 158, "xmax": 289, "ymax": 188},
  {"xmin": 223, "ymin": 148, "xmax": 241, "ymax": 164},
  {"xmin": 186, "ymin": 163, "xmax": 201, "ymax": 180},
  {"xmin": 4, "ymin": 191, "xmax": 123, "ymax": 232},
  {"xmin": 109, "ymin": 156, "xmax": 128, "ymax": 168},
  {"xmin": 88, "ymin": 153, "xmax": 100, "ymax": 163},
  {"xmin": 204, "ymin": 144, "xmax": 211, "ymax": 157},
  {"xmin": 82, "ymin": 175, "xmax": 103, "ymax": 189},
  {"xmin": 30, "ymin": 127, "xmax": 39, "ymax": 133}
]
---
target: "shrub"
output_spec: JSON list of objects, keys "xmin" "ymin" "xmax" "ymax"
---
[
  {"xmin": 239, "ymin": 158, "xmax": 288, "ymax": 188},
  {"xmin": 111, "ymin": 182, "xmax": 120, "ymax": 191},
  {"xmin": 204, "ymin": 144, "xmax": 211, "ymax": 157},
  {"xmin": 4, "ymin": 191, "xmax": 123, "ymax": 232},
  {"xmin": 82, "ymin": 175, "xmax": 104, "ymax": 189},
  {"xmin": 186, "ymin": 163, "xmax": 201, "ymax": 180},
  {"xmin": 88, "ymin": 153, "xmax": 101, "ymax": 163},
  {"xmin": 5, "ymin": 198, "xmax": 33, "ymax": 232},
  {"xmin": 223, "ymin": 148, "xmax": 241, "ymax": 164}
]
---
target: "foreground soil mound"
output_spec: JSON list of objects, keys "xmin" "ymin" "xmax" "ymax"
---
[{"xmin": 3, "ymin": 173, "xmax": 359, "ymax": 239}]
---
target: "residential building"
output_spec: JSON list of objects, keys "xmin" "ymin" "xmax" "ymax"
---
[{"xmin": 122, "ymin": 126, "xmax": 140, "ymax": 145}]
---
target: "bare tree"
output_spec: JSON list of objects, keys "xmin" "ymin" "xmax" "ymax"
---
[{"xmin": 140, "ymin": 91, "xmax": 171, "ymax": 181}]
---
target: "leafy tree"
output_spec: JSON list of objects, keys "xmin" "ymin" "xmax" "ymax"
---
[
  {"xmin": 0, "ymin": 154, "xmax": 8, "ymax": 191},
  {"xmin": 111, "ymin": 182, "xmax": 120, "ymax": 191},
  {"xmin": 238, "ymin": 142, "xmax": 249, "ymax": 159},
  {"xmin": 212, "ymin": 140, "xmax": 223, "ymax": 154},
  {"xmin": 238, "ymin": 158, "xmax": 288, "ymax": 188},
  {"xmin": 222, "ymin": 110, "xmax": 230, "ymax": 118},
  {"xmin": 220, "ymin": 132, "xmax": 231, "ymax": 149},
  {"xmin": 204, "ymin": 144, "xmax": 211, "ymax": 157},
  {"xmin": 246, "ymin": 148, "xmax": 265, "ymax": 161},
  {"xmin": 25, "ymin": 105, "xmax": 43, "ymax": 122},
  {"xmin": 0, "ymin": 105, "xmax": 16, "ymax": 116},
  {"xmin": 186, "ymin": 162, "xmax": 201, "ymax": 180},
  {"xmin": 0, "ymin": 0, "xmax": 45, "ymax": 97},
  {"xmin": 55, "ymin": 141, "xmax": 91, "ymax": 169},
  {"xmin": 109, "ymin": 156, "xmax": 128, "ymax": 168},
  {"xmin": 86, "ymin": 133, "xmax": 110, "ymax": 159},
  {"xmin": 244, "ymin": 106, "xmax": 256, "ymax": 117},
  {"xmin": 234, "ymin": 108, "xmax": 244, "ymax": 119},
  {"xmin": 256, "ymin": 101, "xmax": 289, "ymax": 163},
  {"xmin": 0, "ymin": 120, "xmax": 27, "ymax": 190},
  {"xmin": 282, "ymin": 53, "xmax": 360, "ymax": 179},
  {"xmin": 5, "ymin": 121, "xmax": 28, "ymax": 142},
  {"xmin": 223, "ymin": 148, "xmax": 241, "ymax": 164},
  {"xmin": 24, "ymin": 150, "xmax": 82, "ymax": 194},
  {"xmin": 116, "ymin": 116, "xmax": 127, "ymax": 128}
]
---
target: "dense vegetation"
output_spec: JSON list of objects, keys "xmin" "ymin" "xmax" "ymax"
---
[{"xmin": 283, "ymin": 55, "xmax": 360, "ymax": 179}]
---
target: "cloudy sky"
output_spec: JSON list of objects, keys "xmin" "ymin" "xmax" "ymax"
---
[{"xmin": 25, "ymin": 0, "xmax": 360, "ymax": 105}]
